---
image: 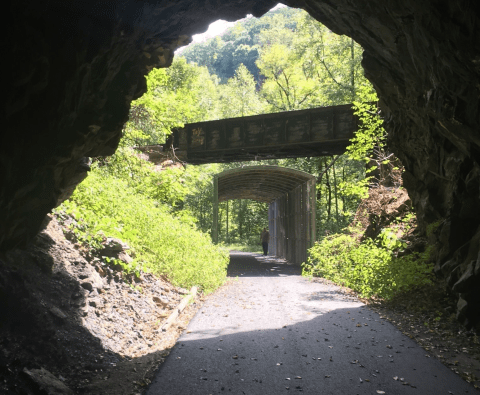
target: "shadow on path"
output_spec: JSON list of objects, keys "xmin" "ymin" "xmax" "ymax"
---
[
  {"xmin": 227, "ymin": 251, "xmax": 301, "ymax": 278},
  {"xmin": 147, "ymin": 249, "xmax": 479, "ymax": 395}
]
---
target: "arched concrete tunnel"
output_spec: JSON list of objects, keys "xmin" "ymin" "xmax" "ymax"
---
[{"xmin": 1, "ymin": 0, "xmax": 479, "ymax": 327}]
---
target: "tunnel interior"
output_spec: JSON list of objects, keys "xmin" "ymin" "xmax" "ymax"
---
[
  {"xmin": 1, "ymin": 0, "xmax": 480, "ymax": 327},
  {"xmin": 213, "ymin": 166, "xmax": 316, "ymax": 264}
]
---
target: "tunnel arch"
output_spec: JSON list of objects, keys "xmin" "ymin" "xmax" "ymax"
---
[
  {"xmin": 213, "ymin": 166, "xmax": 316, "ymax": 264},
  {"xmin": 2, "ymin": 0, "xmax": 480, "ymax": 325}
]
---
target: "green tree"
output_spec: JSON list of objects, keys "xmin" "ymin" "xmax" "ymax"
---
[
  {"xmin": 219, "ymin": 64, "xmax": 266, "ymax": 118},
  {"xmin": 131, "ymin": 57, "xmax": 220, "ymax": 144},
  {"xmin": 256, "ymin": 43, "xmax": 318, "ymax": 111},
  {"xmin": 182, "ymin": 163, "xmax": 221, "ymax": 235},
  {"xmin": 180, "ymin": 7, "xmax": 302, "ymax": 83},
  {"xmin": 294, "ymin": 13, "xmax": 365, "ymax": 104},
  {"xmin": 341, "ymin": 84, "xmax": 402, "ymax": 198}
]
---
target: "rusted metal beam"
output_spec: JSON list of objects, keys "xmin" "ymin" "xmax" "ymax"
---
[{"xmin": 163, "ymin": 104, "xmax": 356, "ymax": 164}]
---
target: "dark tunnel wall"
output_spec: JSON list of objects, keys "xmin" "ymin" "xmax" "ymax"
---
[{"xmin": 1, "ymin": 0, "xmax": 479, "ymax": 327}]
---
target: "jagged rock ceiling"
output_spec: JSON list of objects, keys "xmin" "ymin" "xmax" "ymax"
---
[{"xmin": 1, "ymin": 0, "xmax": 479, "ymax": 328}]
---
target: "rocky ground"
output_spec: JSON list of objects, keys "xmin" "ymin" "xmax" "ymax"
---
[
  {"xmin": 0, "ymin": 213, "xmax": 479, "ymax": 394},
  {"xmin": 0, "ymin": 215, "xmax": 206, "ymax": 394}
]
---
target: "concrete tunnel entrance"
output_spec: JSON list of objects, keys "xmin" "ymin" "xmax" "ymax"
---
[{"xmin": 212, "ymin": 166, "xmax": 316, "ymax": 264}]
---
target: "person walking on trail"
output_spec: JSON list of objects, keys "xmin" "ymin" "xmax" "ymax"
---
[{"xmin": 260, "ymin": 227, "xmax": 270, "ymax": 256}]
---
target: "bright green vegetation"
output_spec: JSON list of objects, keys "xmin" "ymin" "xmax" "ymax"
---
[
  {"xmin": 176, "ymin": 7, "xmax": 373, "ymax": 241},
  {"xmin": 56, "ymin": 136, "xmax": 229, "ymax": 293},
  {"xmin": 59, "ymin": 171, "xmax": 228, "ymax": 293},
  {"xmin": 301, "ymin": 86, "xmax": 433, "ymax": 300},
  {"xmin": 56, "ymin": 6, "xmax": 431, "ymax": 299},
  {"xmin": 302, "ymin": 226, "xmax": 434, "ymax": 299}
]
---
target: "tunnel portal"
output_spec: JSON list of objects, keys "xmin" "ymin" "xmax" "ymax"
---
[
  {"xmin": 2, "ymin": 0, "xmax": 480, "ymax": 327},
  {"xmin": 213, "ymin": 166, "xmax": 316, "ymax": 265}
]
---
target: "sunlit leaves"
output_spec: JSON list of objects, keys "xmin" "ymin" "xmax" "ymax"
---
[
  {"xmin": 218, "ymin": 64, "xmax": 266, "ymax": 118},
  {"xmin": 257, "ymin": 43, "xmax": 319, "ymax": 111},
  {"xmin": 347, "ymin": 85, "xmax": 386, "ymax": 163},
  {"xmin": 60, "ymin": 170, "xmax": 229, "ymax": 293},
  {"xmin": 303, "ymin": 229, "xmax": 434, "ymax": 299},
  {"xmin": 130, "ymin": 58, "xmax": 220, "ymax": 145}
]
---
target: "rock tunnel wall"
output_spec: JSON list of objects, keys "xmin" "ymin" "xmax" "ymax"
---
[{"xmin": 1, "ymin": 0, "xmax": 479, "ymax": 327}]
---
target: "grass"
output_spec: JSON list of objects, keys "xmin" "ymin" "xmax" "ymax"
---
[{"xmin": 224, "ymin": 243, "xmax": 262, "ymax": 254}]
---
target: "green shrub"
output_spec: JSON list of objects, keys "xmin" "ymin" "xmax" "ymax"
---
[
  {"xmin": 58, "ymin": 170, "xmax": 228, "ymax": 293},
  {"xmin": 302, "ymin": 230, "xmax": 434, "ymax": 299}
]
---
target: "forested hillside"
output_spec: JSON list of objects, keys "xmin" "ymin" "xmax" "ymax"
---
[
  {"xmin": 56, "ymin": 5, "xmax": 433, "ymax": 302},
  {"xmin": 176, "ymin": 7, "xmax": 375, "ymax": 244}
]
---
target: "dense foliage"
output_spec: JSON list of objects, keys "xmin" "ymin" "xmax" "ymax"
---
[
  {"xmin": 59, "ymin": 170, "xmax": 228, "ymax": 293},
  {"xmin": 59, "ymin": 5, "xmax": 428, "ymax": 302},
  {"xmin": 180, "ymin": 7, "xmax": 299, "ymax": 83},
  {"xmin": 126, "ymin": 58, "xmax": 221, "ymax": 146},
  {"xmin": 302, "ymin": 226, "xmax": 433, "ymax": 299},
  {"xmin": 57, "ymin": 133, "xmax": 229, "ymax": 293}
]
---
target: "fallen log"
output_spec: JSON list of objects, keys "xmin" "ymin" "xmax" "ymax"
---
[{"xmin": 161, "ymin": 286, "xmax": 198, "ymax": 332}]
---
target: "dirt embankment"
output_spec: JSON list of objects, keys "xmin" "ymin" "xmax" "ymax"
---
[{"xmin": 0, "ymin": 215, "xmax": 203, "ymax": 394}]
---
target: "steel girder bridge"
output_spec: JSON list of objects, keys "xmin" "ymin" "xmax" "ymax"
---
[{"xmin": 137, "ymin": 104, "xmax": 357, "ymax": 264}]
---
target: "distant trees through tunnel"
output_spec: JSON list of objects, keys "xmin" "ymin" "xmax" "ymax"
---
[{"xmin": 129, "ymin": 5, "xmax": 377, "ymax": 250}]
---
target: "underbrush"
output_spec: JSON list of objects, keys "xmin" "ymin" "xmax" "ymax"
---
[
  {"xmin": 303, "ymin": 185, "xmax": 435, "ymax": 300},
  {"xmin": 56, "ymin": 170, "xmax": 229, "ymax": 294},
  {"xmin": 302, "ymin": 227, "xmax": 434, "ymax": 299}
]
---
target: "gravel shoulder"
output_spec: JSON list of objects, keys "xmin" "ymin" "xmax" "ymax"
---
[{"xmin": 0, "ymin": 216, "xmax": 205, "ymax": 394}]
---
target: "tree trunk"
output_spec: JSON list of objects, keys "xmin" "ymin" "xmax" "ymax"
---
[
  {"xmin": 317, "ymin": 158, "xmax": 323, "ymax": 201},
  {"xmin": 325, "ymin": 167, "xmax": 332, "ymax": 221},
  {"xmin": 350, "ymin": 38, "xmax": 355, "ymax": 101},
  {"xmin": 332, "ymin": 157, "xmax": 339, "ymax": 224}
]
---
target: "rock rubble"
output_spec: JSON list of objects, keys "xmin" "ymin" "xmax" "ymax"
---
[{"xmin": 0, "ymin": 215, "xmax": 201, "ymax": 394}]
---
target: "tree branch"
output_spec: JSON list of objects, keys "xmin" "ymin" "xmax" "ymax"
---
[
  {"xmin": 318, "ymin": 58, "xmax": 349, "ymax": 90},
  {"xmin": 317, "ymin": 155, "xmax": 342, "ymax": 183}
]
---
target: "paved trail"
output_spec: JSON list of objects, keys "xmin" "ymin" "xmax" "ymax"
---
[{"xmin": 147, "ymin": 252, "xmax": 478, "ymax": 394}]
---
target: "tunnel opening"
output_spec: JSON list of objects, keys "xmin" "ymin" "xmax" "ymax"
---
[
  {"xmin": 1, "ymin": 0, "xmax": 480, "ymax": 347},
  {"xmin": 213, "ymin": 166, "xmax": 316, "ymax": 264},
  {"xmin": 1, "ymin": 1, "xmax": 480, "ymax": 392}
]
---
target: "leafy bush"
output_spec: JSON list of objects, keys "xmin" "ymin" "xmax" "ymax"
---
[
  {"xmin": 58, "ymin": 170, "xmax": 228, "ymax": 293},
  {"xmin": 302, "ymin": 228, "xmax": 434, "ymax": 299}
]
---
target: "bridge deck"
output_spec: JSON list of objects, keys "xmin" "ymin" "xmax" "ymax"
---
[{"xmin": 162, "ymin": 104, "xmax": 356, "ymax": 164}]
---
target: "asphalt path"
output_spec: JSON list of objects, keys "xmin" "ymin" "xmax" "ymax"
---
[{"xmin": 147, "ymin": 252, "xmax": 478, "ymax": 395}]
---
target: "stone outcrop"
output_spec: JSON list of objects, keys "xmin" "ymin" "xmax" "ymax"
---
[
  {"xmin": 23, "ymin": 367, "xmax": 74, "ymax": 395},
  {"xmin": 0, "ymin": 214, "xmax": 200, "ymax": 393},
  {"xmin": 1, "ymin": 0, "xmax": 479, "ymax": 327}
]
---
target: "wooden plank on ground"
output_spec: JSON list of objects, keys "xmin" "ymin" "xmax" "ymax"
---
[{"xmin": 161, "ymin": 286, "xmax": 198, "ymax": 332}]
